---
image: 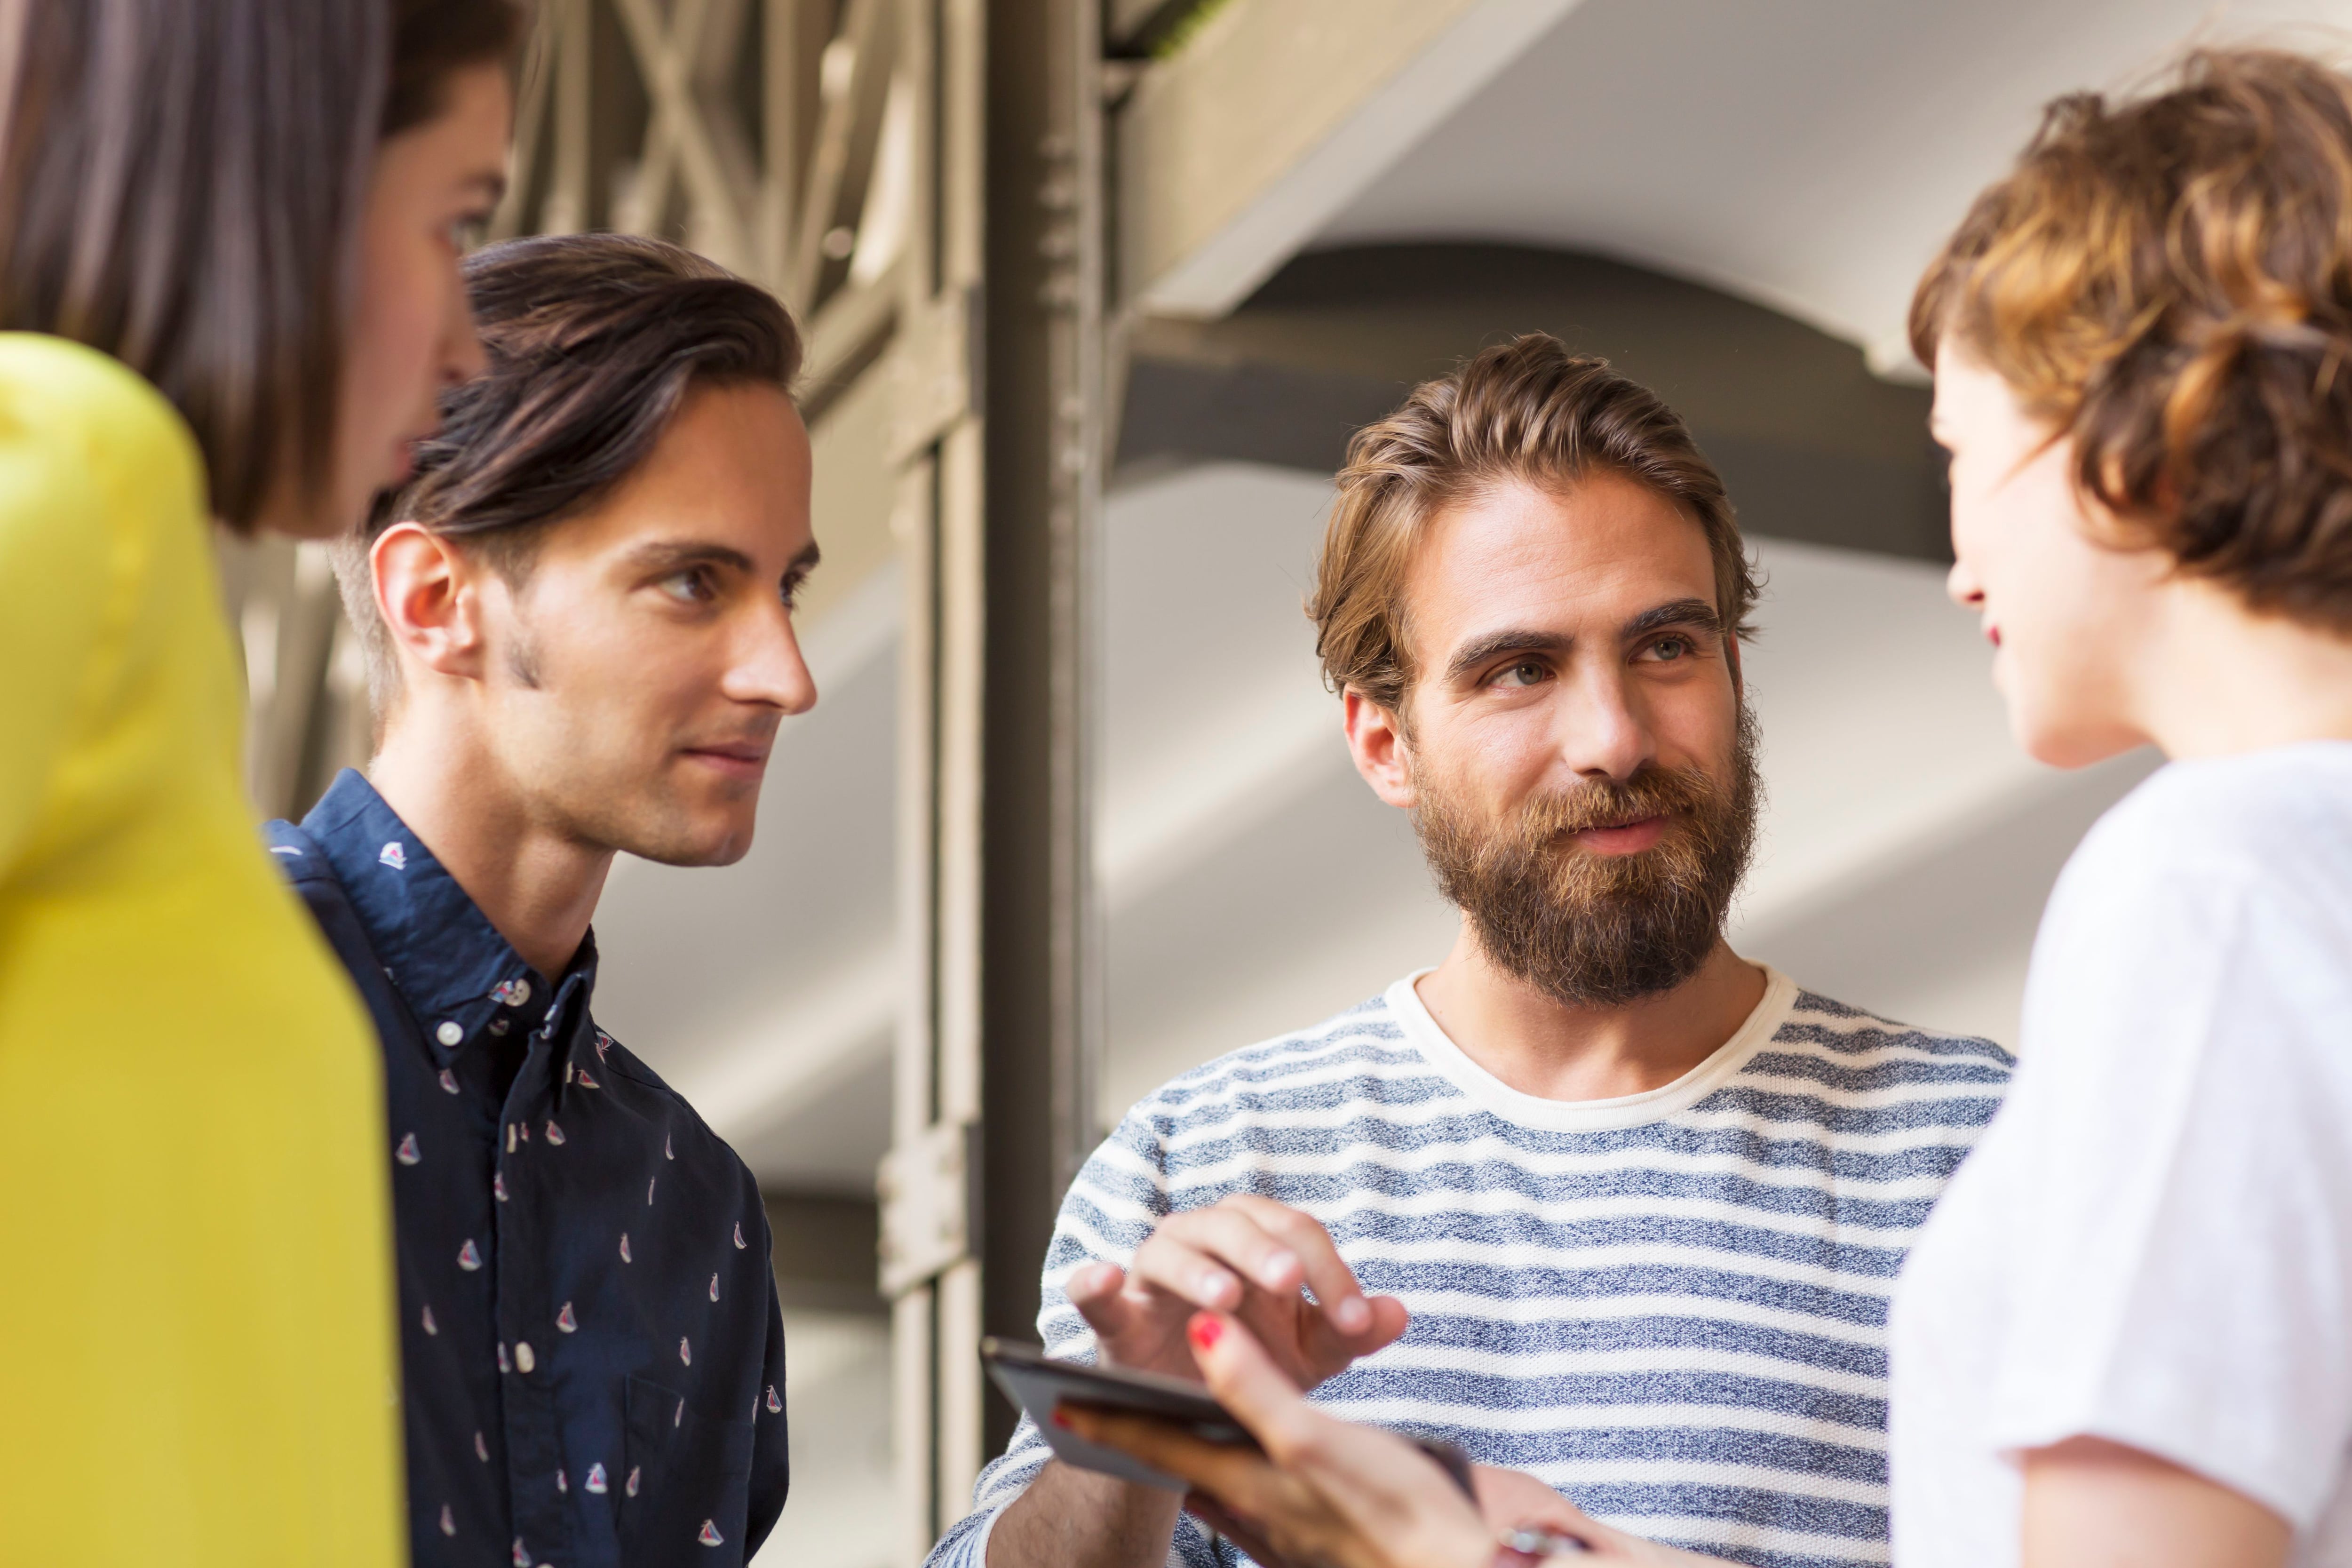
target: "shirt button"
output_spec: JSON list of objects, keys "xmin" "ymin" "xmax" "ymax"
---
[
  {"xmin": 436, "ymin": 1020, "xmax": 463, "ymax": 1047},
  {"xmin": 515, "ymin": 1341, "xmax": 536, "ymax": 1373}
]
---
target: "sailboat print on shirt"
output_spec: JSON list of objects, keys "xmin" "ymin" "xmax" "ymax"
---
[
  {"xmin": 458, "ymin": 1239, "xmax": 483, "ymax": 1271},
  {"xmin": 396, "ymin": 1133, "xmax": 421, "ymax": 1165},
  {"xmin": 698, "ymin": 1521, "xmax": 725, "ymax": 1547},
  {"xmin": 556, "ymin": 1301, "xmax": 577, "ymax": 1333},
  {"xmin": 584, "ymin": 1462, "xmax": 609, "ymax": 1494}
]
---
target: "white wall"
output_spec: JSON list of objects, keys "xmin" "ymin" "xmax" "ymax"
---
[{"xmin": 1095, "ymin": 462, "xmax": 2153, "ymax": 1125}]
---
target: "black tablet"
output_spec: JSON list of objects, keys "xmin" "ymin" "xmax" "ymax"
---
[{"xmin": 979, "ymin": 1337, "xmax": 1476, "ymax": 1498}]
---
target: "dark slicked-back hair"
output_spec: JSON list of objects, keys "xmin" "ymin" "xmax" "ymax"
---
[
  {"xmin": 1310, "ymin": 334, "xmax": 1758, "ymax": 717},
  {"xmin": 343, "ymin": 232, "xmax": 804, "ymax": 715},
  {"xmin": 0, "ymin": 0, "xmax": 524, "ymax": 532}
]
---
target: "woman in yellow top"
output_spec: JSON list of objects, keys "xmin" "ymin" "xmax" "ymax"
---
[{"xmin": 0, "ymin": 1, "xmax": 520, "ymax": 1560}]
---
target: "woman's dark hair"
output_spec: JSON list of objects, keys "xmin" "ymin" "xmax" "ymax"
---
[
  {"xmin": 341, "ymin": 232, "xmax": 804, "ymax": 714},
  {"xmin": 0, "ymin": 0, "xmax": 523, "ymax": 532},
  {"xmin": 1914, "ymin": 48, "xmax": 2352, "ymax": 631}
]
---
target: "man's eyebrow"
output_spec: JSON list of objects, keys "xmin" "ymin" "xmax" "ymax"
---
[
  {"xmin": 468, "ymin": 171, "xmax": 509, "ymax": 205},
  {"xmin": 1443, "ymin": 629, "xmax": 1570, "ymax": 685},
  {"xmin": 1621, "ymin": 598, "xmax": 1723, "ymax": 641},
  {"xmin": 786, "ymin": 540, "xmax": 821, "ymax": 575},
  {"xmin": 622, "ymin": 540, "xmax": 757, "ymax": 575}
]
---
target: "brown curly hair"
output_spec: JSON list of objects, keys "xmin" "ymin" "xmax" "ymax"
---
[
  {"xmin": 1309, "ymin": 334, "xmax": 1759, "ymax": 716},
  {"xmin": 1912, "ymin": 47, "xmax": 2352, "ymax": 631}
]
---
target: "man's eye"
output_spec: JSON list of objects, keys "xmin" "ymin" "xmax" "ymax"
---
[
  {"xmin": 660, "ymin": 569, "xmax": 715, "ymax": 604},
  {"xmin": 1494, "ymin": 660, "xmax": 1547, "ymax": 688},
  {"xmin": 1646, "ymin": 636, "xmax": 1692, "ymax": 661},
  {"xmin": 779, "ymin": 575, "xmax": 806, "ymax": 613},
  {"xmin": 448, "ymin": 212, "xmax": 492, "ymax": 252}
]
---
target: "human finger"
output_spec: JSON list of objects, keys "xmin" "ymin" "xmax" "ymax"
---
[
  {"xmin": 1121, "ymin": 1230, "xmax": 1253, "ymax": 1313},
  {"xmin": 1185, "ymin": 1492, "xmax": 1299, "ymax": 1568},
  {"xmin": 1066, "ymin": 1260, "xmax": 1127, "ymax": 1306},
  {"xmin": 1221, "ymin": 1195, "xmax": 1376, "ymax": 1336},
  {"xmin": 1154, "ymin": 1204, "xmax": 1316, "ymax": 1300},
  {"xmin": 1297, "ymin": 1288, "xmax": 1412, "ymax": 1373},
  {"xmin": 1182, "ymin": 1311, "xmax": 1343, "ymax": 1460},
  {"xmin": 1188, "ymin": 1313, "xmax": 1494, "ymax": 1568},
  {"xmin": 1067, "ymin": 1262, "xmax": 1151, "ymax": 1350},
  {"xmin": 1056, "ymin": 1404, "xmax": 1277, "ymax": 1506}
]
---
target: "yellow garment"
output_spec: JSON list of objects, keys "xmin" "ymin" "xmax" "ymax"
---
[{"xmin": 0, "ymin": 336, "xmax": 405, "ymax": 1565}]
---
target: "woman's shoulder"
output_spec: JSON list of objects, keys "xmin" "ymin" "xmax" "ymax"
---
[
  {"xmin": 0, "ymin": 333, "xmax": 204, "ymax": 526},
  {"xmin": 2069, "ymin": 743, "xmax": 2352, "ymax": 908}
]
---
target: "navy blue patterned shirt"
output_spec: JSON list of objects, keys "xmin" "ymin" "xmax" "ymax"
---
[{"xmin": 269, "ymin": 770, "xmax": 788, "ymax": 1568}]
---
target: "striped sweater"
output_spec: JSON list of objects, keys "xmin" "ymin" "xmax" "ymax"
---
[{"xmin": 929, "ymin": 967, "xmax": 2012, "ymax": 1568}]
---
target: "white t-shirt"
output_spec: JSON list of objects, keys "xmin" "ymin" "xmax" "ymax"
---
[{"xmin": 1889, "ymin": 742, "xmax": 2352, "ymax": 1568}]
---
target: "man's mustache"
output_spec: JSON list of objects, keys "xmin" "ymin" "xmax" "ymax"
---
[{"xmin": 1510, "ymin": 769, "xmax": 1716, "ymax": 842}]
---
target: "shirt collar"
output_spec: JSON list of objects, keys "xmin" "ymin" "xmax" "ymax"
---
[{"xmin": 302, "ymin": 769, "xmax": 598, "ymax": 1049}]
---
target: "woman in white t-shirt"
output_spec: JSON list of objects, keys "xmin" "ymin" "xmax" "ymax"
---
[{"xmin": 1062, "ymin": 45, "xmax": 2352, "ymax": 1568}]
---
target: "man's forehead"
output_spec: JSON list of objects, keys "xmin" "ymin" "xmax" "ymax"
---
[{"xmin": 1409, "ymin": 476, "xmax": 1716, "ymax": 637}]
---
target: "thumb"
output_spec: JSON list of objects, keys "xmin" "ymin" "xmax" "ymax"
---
[
  {"xmin": 1071, "ymin": 1263, "xmax": 1144, "ymax": 1344},
  {"xmin": 1189, "ymin": 1312, "xmax": 1326, "ymax": 1456}
]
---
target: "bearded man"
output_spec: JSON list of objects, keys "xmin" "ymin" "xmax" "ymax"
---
[{"xmin": 926, "ymin": 336, "xmax": 2013, "ymax": 1568}]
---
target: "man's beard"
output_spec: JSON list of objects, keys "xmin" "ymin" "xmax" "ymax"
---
[{"xmin": 1412, "ymin": 707, "xmax": 1762, "ymax": 1009}]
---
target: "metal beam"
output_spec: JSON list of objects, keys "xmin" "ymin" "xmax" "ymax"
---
[
  {"xmin": 1114, "ymin": 242, "xmax": 1950, "ymax": 563},
  {"xmin": 1115, "ymin": 0, "xmax": 1585, "ymax": 316},
  {"xmin": 973, "ymin": 0, "xmax": 1106, "ymax": 1462}
]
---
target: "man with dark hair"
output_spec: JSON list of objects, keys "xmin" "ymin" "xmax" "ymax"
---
[
  {"xmin": 930, "ymin": 337, "xmax": 2014, "ymax": 1568},
  {"xmin": 268, "ymin": 232, "xmax": 816, "ymax": 1568}
]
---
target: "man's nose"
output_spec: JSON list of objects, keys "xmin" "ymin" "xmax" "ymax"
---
[
  {"xmin": 729, "ymin": 598, "xmax": 818, "ymax": 716},
  {"xmin": 1557, "ymin": 666, "xmax": 1654, "ymax": 781}
]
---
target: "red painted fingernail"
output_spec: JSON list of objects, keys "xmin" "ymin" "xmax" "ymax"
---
[{"xmin": 1189, "ymin": 1314, "xmax": 1223, "ymax": 1351}]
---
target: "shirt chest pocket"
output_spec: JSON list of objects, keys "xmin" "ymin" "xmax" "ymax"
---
[{"xmin": 622, "ymin": 1374, "xmax": 755, "ymax": 1566}]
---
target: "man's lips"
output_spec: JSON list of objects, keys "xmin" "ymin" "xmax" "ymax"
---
[
  {"xmin": 680, "ymin": 742, "xmax": 771, "ymax": 781},
  {"xmin": 1569, "ymin": 814, "xmax": 1668, "ymax": 855}
]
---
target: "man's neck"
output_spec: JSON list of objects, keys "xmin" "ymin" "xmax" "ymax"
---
[
  {"xmin": 367, "ymin": 724, "xmax": 613, "ymax": 982},
  {"xmin": 1413, "ymin": 927, "xmax": 1768, "ymax": 1103}
]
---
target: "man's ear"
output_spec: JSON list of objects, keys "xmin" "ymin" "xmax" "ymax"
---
[
  {"xmin": 1343, "ymin": 687, "xmax": 1419, "ymax": 810},
  {"xmin": 372, "ymin": 522, "xmax": 490, "ymax": 683}
]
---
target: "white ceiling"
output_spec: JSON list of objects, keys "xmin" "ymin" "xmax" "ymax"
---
[{"xmin": 1317, "ymin": 0, "xmax": 2352, "ymax": 370}]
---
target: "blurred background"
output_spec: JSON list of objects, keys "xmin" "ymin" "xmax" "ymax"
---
[{"xmin": 219, "ymin": 0, "xmax": 2349, "ymax": 1560}]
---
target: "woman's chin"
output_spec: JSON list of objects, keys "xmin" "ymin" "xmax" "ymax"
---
[{"xmin": 2013, "ymin": 706, "xmax": 2141, "ymax": 771}]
